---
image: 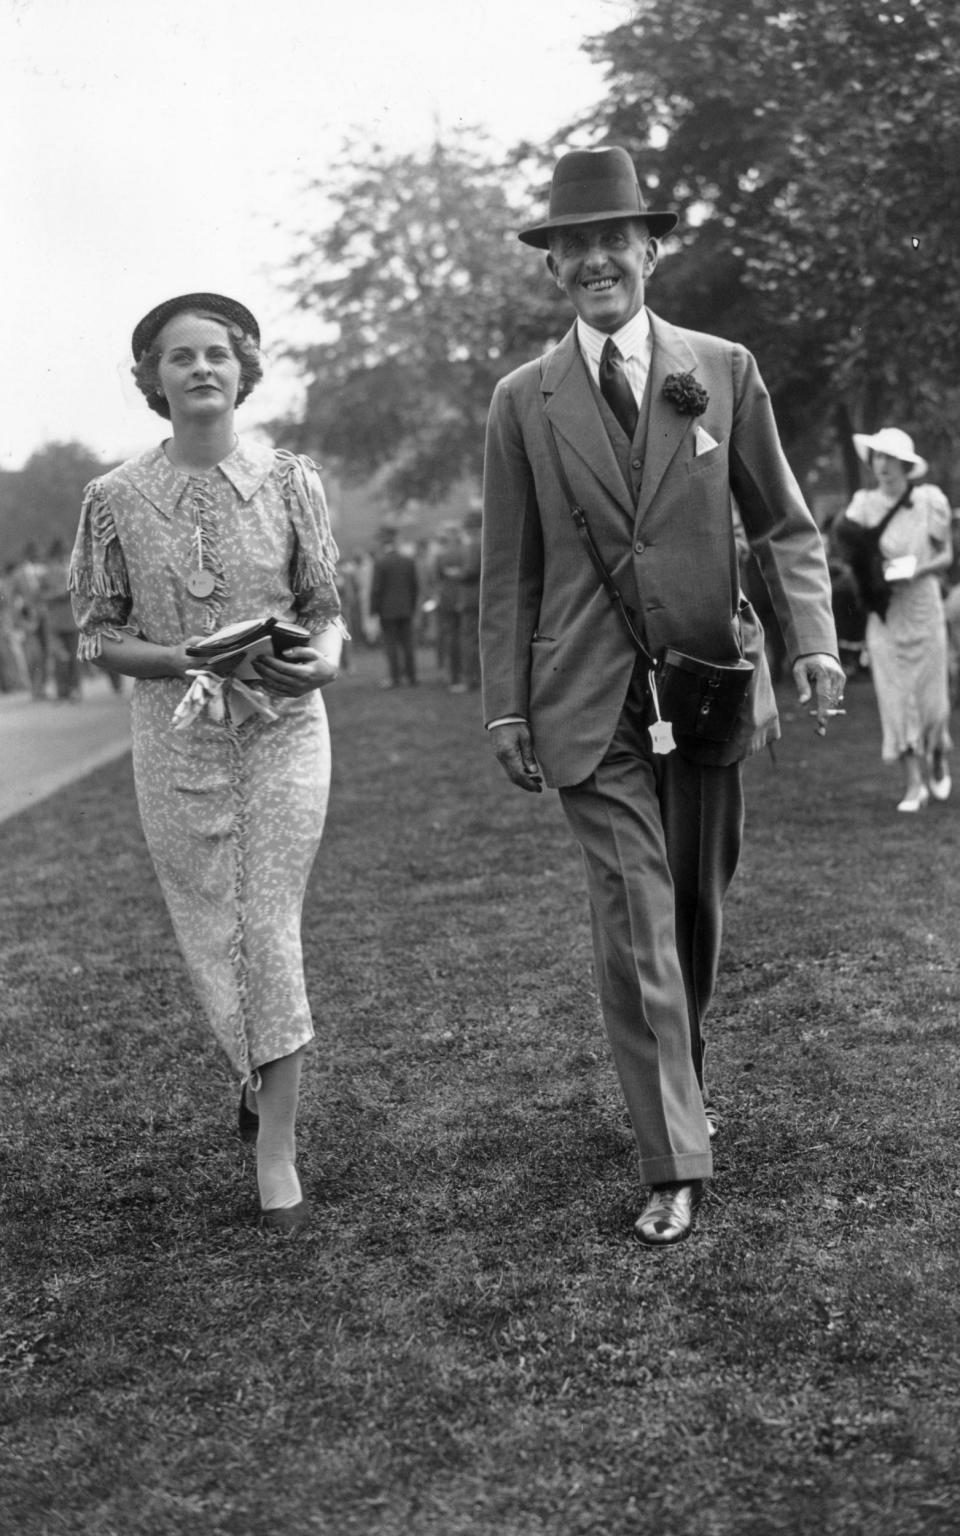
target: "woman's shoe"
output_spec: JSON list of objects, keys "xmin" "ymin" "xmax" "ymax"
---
[
  {"xmin": 897, "ymin": 784, "xmax": 929, "ymax": 813},
  {"xmin": 930, "ymin": 771, "xmax": 952, "ymax": 802},
  {"xmin": 259, "ymin": 1199, "xmax": 310, "ymax": 1236},
  {"xmin": 238, "ymin": 1085, "xmax": 259, "ymax": 1144}
]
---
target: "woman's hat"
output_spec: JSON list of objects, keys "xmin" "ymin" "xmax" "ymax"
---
[
  {"xmin": 853, "ymin": 427, "xmax": 928, "ymax": 479},
  {"xmin": 132, "ymin": 292, "xmax": 260, "ymax": 361},
  {"xmin": 518, "ymin": 147, "xmax": 678, "ymax": 249}
]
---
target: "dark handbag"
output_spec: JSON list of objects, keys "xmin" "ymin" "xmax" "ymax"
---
[
  {"xmin": 655, "ymin": 649, "xmax": 755, "ymax": 743},
  {"xmin": 834, "ymin": 487, "xmax": 912, "ymax": 621},
  {"xmin": 539, "ymin": 392, "xmax": 754, "ymax": 746}
]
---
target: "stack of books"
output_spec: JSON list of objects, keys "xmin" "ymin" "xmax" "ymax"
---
[{"xmin": 186, "ymin": 618, "xmax": 310, "ymax": 681}]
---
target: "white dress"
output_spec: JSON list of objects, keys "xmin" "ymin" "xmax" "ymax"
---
[
  {"xmin": 844, "ymin": 483, "xmax": 952, "ymax": 761},
  {"xmin": 70, "ymin": 437, "xmax": 344, "ymax": 1079}
]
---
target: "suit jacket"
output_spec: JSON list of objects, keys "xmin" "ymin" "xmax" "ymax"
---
[
  {"xmin": 480, "ymin": 310, "xmax": 838, "ymax": 787},
  {"xmin": 370, "ymin": 549, "xmax": 419, "ymax": 622}
]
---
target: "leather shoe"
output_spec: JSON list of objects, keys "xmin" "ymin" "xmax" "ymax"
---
[
  {"xmin": 930, "ymin": 771, "xmax": 952, "ymax": 802},
  {"xmin": 634, "ymin": 1181, "xmax": 703, "ymax": 1247},
  {"xmin": 238, "ymin": 1085, "xmax": 259, "ymax": 1144},
  {"xmin": 259, "ymin": 1199, "xmax": 310, "ymax": 1236}
]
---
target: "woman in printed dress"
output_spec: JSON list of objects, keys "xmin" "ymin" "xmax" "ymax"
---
[
  {"xmin": 842, "ymin": 427, "xmax": 953, "ymax": 813},
  {"xmin": 70, "ymin": 292, "xmax": 346, "ymax": 1234}
]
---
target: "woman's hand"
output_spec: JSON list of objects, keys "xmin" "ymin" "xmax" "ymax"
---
[
  {"xmin": 252, "ymin": 646, "xmax": 338, "ymax": 696},
  {"xmin": 172, "ymin": 635, "xmax": 209, "ymax": 678}
]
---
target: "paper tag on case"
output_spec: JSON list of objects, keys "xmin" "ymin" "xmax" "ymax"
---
[{"xmin": 649, "ymin": 720, "xmax": 677, "ymax": 755}]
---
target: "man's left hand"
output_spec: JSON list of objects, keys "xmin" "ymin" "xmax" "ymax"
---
[{"xmin": 792, "ymin": 653, "xmax": 846, "ymax": 736}]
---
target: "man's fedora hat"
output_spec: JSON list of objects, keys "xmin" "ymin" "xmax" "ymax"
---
[
  {"xmin": 853, "ymin": 427, "xmax": 928, "ymax": 479},
  {"xmin": 518, "ymin": 146, "xmax": 678, "ymax": 249},
  {"xmin": 132, "ymin": 292, "xmax": 260, "ymax": 361}
]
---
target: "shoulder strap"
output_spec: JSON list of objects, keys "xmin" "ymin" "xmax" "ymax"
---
[
  {"xmin": 876, "ymin": 485, "xmax": 913, "ymax": 535},
  {"xmin": 539, "ymin": 361, "xmax": 653, "ymax": 663}
]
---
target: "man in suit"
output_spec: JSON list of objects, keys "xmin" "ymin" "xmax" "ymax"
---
[
  {"xmin": 456, "ymin": 508, "xmax": 483, "ymax": 692},
  {"xmin": 370, "ymin": 526, "xmax": 419, "ymax": 688},
  {"xmin": 480, "ymin": 147, "xmax": 844, "ymax": 1246}
]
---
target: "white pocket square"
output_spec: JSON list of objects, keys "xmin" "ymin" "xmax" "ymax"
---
[{"xmin": 694, "ymin": 426, "xmax": 719, "ymax": 456}]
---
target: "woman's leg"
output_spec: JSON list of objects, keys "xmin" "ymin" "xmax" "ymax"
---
[
  {"xmin": 253, "ymin": 1046, "xmax": 305, "ymax": 1211},
  {"xmin": 897, "ymin": 747, "xmax": 929, "ymax": 811},
  {"xmin": 902, "ymin": 747, "xmax": 925, "ymax": 794},
  {"xmin": 930, "ymin": 742, "xmax": 952, "ymax": 800}
]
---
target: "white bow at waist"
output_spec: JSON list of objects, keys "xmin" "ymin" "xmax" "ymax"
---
[{"xmin": 171, "ymin": 669, "xmax": 280, "ymax": 731}]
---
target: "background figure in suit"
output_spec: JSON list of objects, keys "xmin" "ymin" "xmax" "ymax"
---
[
  {"xmin": 43, "ymin": 537, "xmax": 83, "ymax": 700},
  {"xmin": 480, "ymin": 148, "xmax": 844, "ymax": 1247},
  {"xmin": 370, "ymin": 526, "xmax": 419, "ymax": 687},
  {"xmin": 433, "ymin": 523, "xmax": 465, "ymax": 687},
  {"xmin": 456, "ymin": 508, "xmax": 483, "ymax": 693}
]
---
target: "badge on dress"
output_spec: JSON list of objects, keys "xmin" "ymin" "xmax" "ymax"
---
[{"xmin": 186, "ymin": 568, "xmax": 216, "ymax": 599}]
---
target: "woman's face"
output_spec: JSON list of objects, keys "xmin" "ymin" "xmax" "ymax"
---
[
  {"xmin": 872, "ymin": 452, "xmax": 911, "ymax": 498},
  {"xmin": 156, "ymin": 312, "xmax": 242, "ymax": 423}
]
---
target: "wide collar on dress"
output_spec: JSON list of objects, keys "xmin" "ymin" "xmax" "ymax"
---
[{"xmin": 121, "ymin": 436, "xmax": 276, "ymax": 519}]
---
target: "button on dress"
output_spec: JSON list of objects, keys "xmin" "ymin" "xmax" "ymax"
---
[{"xmin": 69, "ymin": 438, "xmax": 345, "ymax": 1081}]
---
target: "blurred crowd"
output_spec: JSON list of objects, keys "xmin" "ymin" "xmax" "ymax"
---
[
  {"xmin": 336, "ymin": 504, "xmax": 483, "ymax": 692},
  {"xmin": 738, "ymin": 501, "xmax": 960, "ymax": 703},
  {"xmin": 7, "ymin": 491, "xmax": 960, "ymax": 707},
  {"xmin": 0, "ymin": 536, "xmax": 124, "ymax": 701}
]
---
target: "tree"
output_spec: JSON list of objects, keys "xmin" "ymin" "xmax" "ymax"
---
[
  {"xmin": 276, "ymin": 132, "xmax": 568, "ymax": 503},
  {"xmin": 580, "ymin": 0, "xmax": 960, "ymax": 492},
  {"xmin": 0, "ymin": 441, "xmax": 114, "ymax": 562}
]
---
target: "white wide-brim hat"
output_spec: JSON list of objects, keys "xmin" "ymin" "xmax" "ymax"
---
[{"xmin": 853, "ymin": 427, "xmax": 928, "ymax": 479}]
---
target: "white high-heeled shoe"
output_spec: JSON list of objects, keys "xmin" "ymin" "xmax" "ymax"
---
[
  {"xmin": 897, "ymin": 784, "xmax": 929, "ymax": 813},
  {"xmin": 930, "ymin": 772, "xmax": 952, "ymax": 802}
]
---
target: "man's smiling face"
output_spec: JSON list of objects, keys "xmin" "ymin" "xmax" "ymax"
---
[{"xmin": 547, "ymin": 218, "xmax": 657, "ymax": 333}]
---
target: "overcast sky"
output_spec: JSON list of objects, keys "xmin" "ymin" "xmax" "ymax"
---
[{"xmin": 2, "ymin": 0, "xmax": 627, "ymax": 472}]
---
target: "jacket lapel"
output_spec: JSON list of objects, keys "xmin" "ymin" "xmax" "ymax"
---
[
  {"xmin": 635, "ymin": 311, "xmax": 701, "ymax": 524},
  {"xmin": 541, "ymin": 327, "xmax": 633, "ymax": 514}
]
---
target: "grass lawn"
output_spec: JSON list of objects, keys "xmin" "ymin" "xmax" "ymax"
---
[{"xmin": 2, "ymin": 647, "xmax": 960, "ymax": 1535}]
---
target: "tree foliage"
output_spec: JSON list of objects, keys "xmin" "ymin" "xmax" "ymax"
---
[
  {"xmin": 582, "ymin": 0, "xmax": 960, "ymax": 489},
  {"xmin": 0, "ymin": 441, "xmax": 114, "ymax": 564},
  {"xmin": 278, "ymin": 133, "xmax": 567, "ymax": 503}
]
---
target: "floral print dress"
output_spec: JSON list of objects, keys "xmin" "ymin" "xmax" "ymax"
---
[
  {"xmin": 69, "ymin": 438, "xmax": 344, "ymax": 1081},
  {"xmin": 845, "ymin": 483, "xmax": 952, "ymax": 762}
]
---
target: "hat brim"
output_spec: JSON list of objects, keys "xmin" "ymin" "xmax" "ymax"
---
[
  {"xmin": 518, "ymin": 208, "xmax": 678, "ymax": 249},
  {"xmin": 132, "ymin": 292, "xmax": 260, "ymax": 361},
  {"xmin": 853, "ymin": 433, "xmax": 928, "ymax": 479}
]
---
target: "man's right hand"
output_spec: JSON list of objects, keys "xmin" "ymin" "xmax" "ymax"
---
[{"xmin": 490, "ymin": 721, "xmax": 543, "ymax": 793}]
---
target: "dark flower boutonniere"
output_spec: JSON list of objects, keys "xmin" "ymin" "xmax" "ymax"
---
[{"xmin": 663, "ymin": 372, "xmax": 709, "ymax": 417}]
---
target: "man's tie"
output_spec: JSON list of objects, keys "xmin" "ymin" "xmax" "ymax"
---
[{"xmin": 599, "ymin": 338, "xmax": 639, "ymax": 439}]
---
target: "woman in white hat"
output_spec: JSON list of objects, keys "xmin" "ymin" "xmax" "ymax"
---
[{"xmin": 840, "ymin": 427, "xmax": 953, "ymax": 811}]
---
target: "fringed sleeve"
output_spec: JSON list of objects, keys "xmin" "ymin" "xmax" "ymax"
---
[
  {"xmin": 68, "ymin": 480, "xmax": 137, "ymax": 660},
  {"xmin": 275, "ymin": 451, "xmax": 348, "ymax": 639}
]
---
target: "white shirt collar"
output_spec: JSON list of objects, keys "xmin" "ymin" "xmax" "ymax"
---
[{"xmin": 576, "ymin": 307, "xmax": 651, "ymax": 368}]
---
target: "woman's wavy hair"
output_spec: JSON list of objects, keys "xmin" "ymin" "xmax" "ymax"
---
[{"xmin": 131, "ymin": 310, "xmax": 263, "ymax": 419}]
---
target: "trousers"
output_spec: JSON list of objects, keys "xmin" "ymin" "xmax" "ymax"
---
[
  {"xmin": 559, "ymin": 667, "xmax": 744, "ymax": 1185},
  {"xmin": 380, "ymin": 616, "xmax": 417, "ymax": 684}
]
